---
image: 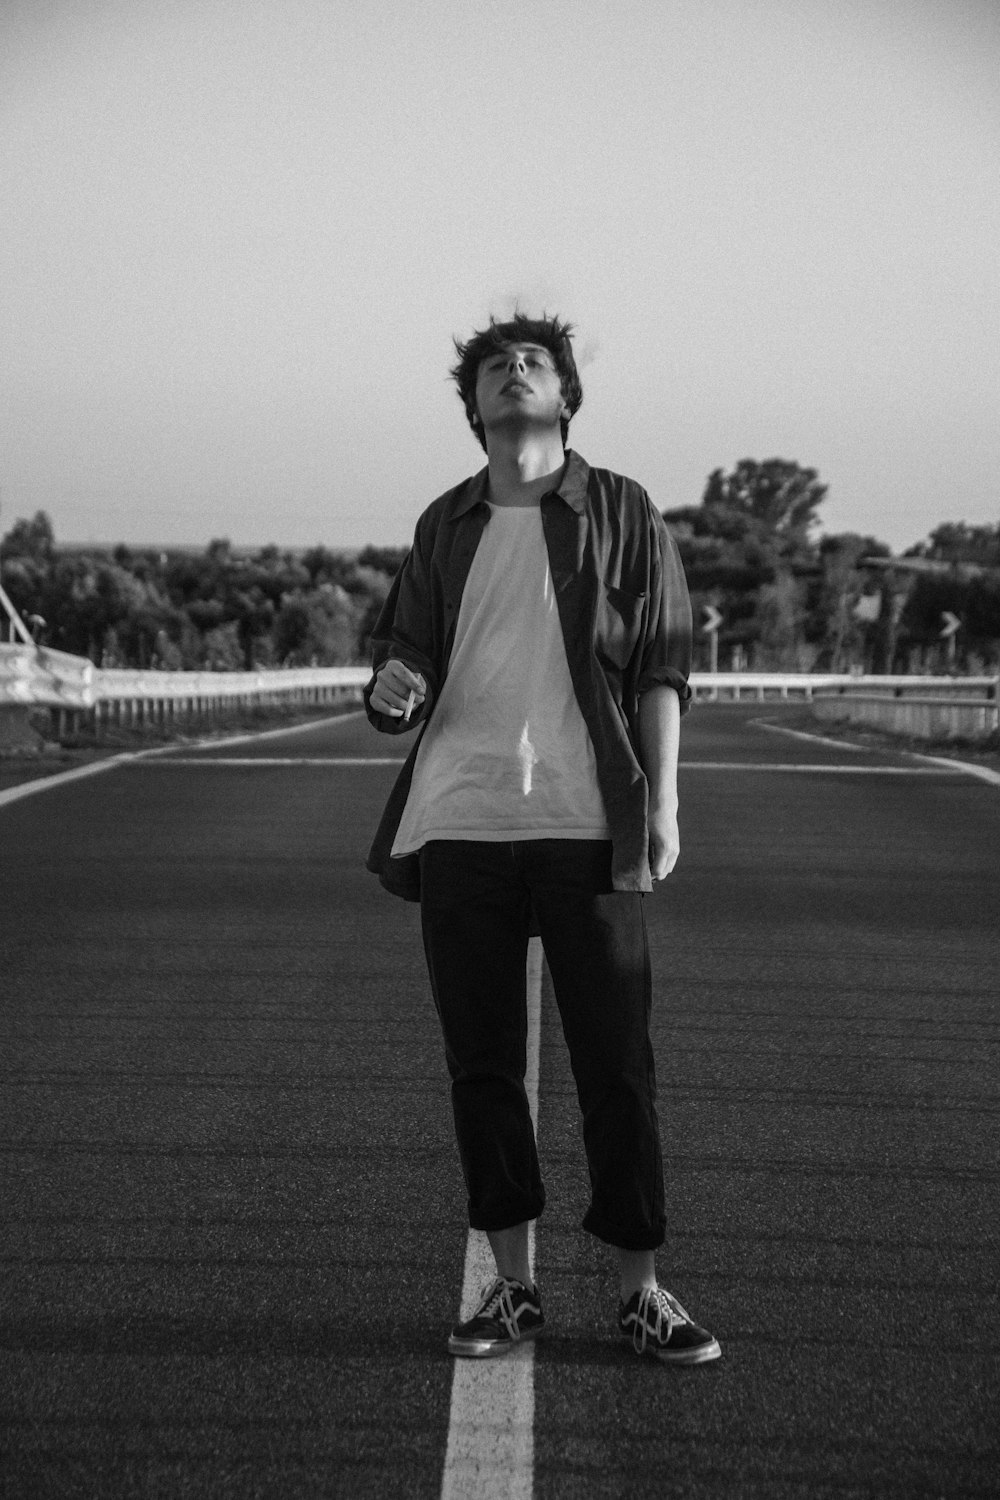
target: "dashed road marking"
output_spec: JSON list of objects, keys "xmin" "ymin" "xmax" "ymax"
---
[{"xmin": 440, "ymin": 938, "xmax": 542, "ymax": 1500}]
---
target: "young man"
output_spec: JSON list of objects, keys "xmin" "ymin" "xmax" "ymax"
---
[{"xmin": 364, "ymin": 313, "xmax": 720, "ymax": 1365}]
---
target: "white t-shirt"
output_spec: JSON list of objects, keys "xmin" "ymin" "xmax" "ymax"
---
[{"xmin": 391, "ymin": 504, "xmax": 609, "ymax": 854}]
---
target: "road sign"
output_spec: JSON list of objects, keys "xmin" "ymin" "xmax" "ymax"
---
[
  {"xmin": 701, "ymin": 605, "xmax": 722, "ymax": 674},
  {"xmin": 940, "ymin": 611, "xmax": 961, "ymax": 639}
]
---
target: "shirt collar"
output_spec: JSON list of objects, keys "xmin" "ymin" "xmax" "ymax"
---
[{"xmin": 449, "ymin": 449, "xmax": 590, "ymax": 519}]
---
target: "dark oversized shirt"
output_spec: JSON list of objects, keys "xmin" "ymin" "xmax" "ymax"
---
[{"xmin": 363, "ymin": 450, "xmax": 692, "ymax": 900}]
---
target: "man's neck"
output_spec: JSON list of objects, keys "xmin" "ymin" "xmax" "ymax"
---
[{"xmin": 485, "ymin": 431, "xmax": 567, "ymax": 508}]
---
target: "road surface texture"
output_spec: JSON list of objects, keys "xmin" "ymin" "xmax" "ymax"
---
[{"xmin": 2, "ymin": 703, "xmax": 997, "ymax": 1498}]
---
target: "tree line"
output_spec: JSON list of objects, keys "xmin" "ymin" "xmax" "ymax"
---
[
  {"xmin": 663, "ymin": 461, "xmax": 999, "ymax": 674},
  {"xmin": 2, "ymin": 460, "xmax": 998, "ymax": 674},
  {"xmin": 0, "ymin": 515, "xmax": 405, "ymax": 671}
]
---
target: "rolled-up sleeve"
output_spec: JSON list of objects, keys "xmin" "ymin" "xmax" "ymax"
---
[
  {"xmin": 636, "ymin": 512, "xmax": 693, "ymax": 711},
  {"xmin": 363, "ymin": 515, "xmax": 440, "ymax": 735}
]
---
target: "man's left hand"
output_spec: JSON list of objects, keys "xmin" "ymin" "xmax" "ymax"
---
[{"xmin": 647, "ymin": 802, "xmax": 680, "ymax": 882}]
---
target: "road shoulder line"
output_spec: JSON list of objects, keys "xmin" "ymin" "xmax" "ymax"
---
[
  {"xmin": 904, "ymin": 751, "xmax": 1000, "ymax": 787},
  {"xmin": 154, "ymin": 709, "xmax": 364, "ymax": 754},
  {"xmin": 0, "ymin": 712, "xmax": 367, "ymax": 810},
  {"xmin": 440, "ymin": 938, "xmax": 542, "ymax": 1500},
  {"xmin": 752, "ymin": 718, "xmax": 999, "ymax": 785},
  {"xmin": 750, "ymin": 718, "xmax": 869, "ymax": 751},
  {"xmin": 130, "ymin": 756, "xmax": 407, "ymax": 766},
  {"xmin": 0, "ymin": 749, "xmax": 152, "ymax": 810}
]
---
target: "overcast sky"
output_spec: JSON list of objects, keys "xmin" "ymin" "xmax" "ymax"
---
[{"xmin": 2, "ymin": 0, "xmax": 998, "ymax": 553}]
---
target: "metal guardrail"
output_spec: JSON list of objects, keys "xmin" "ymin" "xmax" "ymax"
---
[
  {"xmin": 689, "ymin": 672, "xmax": 999, "ymax": 703},
  {"xmin": 93, "ymin": 663, "xmax": 370, "ymax": 702},
  {"xmin": 689, "ymin": 671, "xmax": 844, "ymax": 701},
  {"xmin": 2, "ymin": 659, "xmax": 995, "ymax": 711},
  {"xmin": 0, "ymin": 643, "xmax": 95, "ymax": 710},
  {"xmin": 83, "ymin": 664, "xmax": 371, "ymax": 735},
  {"xmin": 688, "ymin": 672, "xmax": 997, "ymax": 740},
  {"xmin": 2, "ymin": 625, "xmax": 997, "ymax": 743},
  {"xmin": 811, "ymin": 676, "xmax": 998, "ymax": 698},
  {"xmin": 811, "ymin": 676, "xmax": 999, "ymax": 739},
  {"xmin": 0, "ymin": 650, "xmax": 368, "ymax": 705},
  {"xmin": 0, "ymin": 632, "xmax": 371, "ymax": 741}
]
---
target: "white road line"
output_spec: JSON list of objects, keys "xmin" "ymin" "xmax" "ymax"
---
[
  {"xmin": 159, "ymin": 709, "xmax": 365, "ymax": 752},
  {"xmin": 0, "ymin": 753, "xmax": 135, "ymax": 809},
  {"xmin": 0, "ymin": 713, "xmax": 369, "ymax": 810},
  {"xmin": 905, "ymin": 751, "xmax": 1000, "ymax": 787},
  {"xmin": 131, "ymin": 757, "xmax": 961, "ymax": 774},
  {"xmin": 6, "ymin": 732, "xmax": 990, "ymax": 816},
  {"xmin": 681, "ymin": 763, "xmax": 964, "ymax": 774},
  {"xmin": 440, "ymin": 937, "xmax": 543, "ymax": 1500},
  {"xmin": 133, "ymin": 756, "xmax": 407, "ymax": 766},
  {"xmin": 750, "ymin": 718, "xmax": 1000, "ymax": 786},
  {"xmin": 0, "ymin": 737, "xmax": 202, "ymax": 809},
  {"xmin": 751, "ymin": 718, "xmax": 870, "ymax": 752}
]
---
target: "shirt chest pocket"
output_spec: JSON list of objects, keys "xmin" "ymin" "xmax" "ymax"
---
[{"xmin": 596, "ymin": 582, "xmax": 647, "ymax": 671}]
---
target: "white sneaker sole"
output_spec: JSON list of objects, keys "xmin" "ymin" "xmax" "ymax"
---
[
  {"xmin": 642, "ymin": 1335, "xmax": 722, "ymax": 1365},
  {"xmin": 448, "ymin": 1323, "xmax": 545, "ymax": 1358}
]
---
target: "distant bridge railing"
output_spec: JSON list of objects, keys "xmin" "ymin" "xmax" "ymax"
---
[
  {"xmin": 688, "ymin": 671, "xmax": 998, "ymax": 739},
  {"xmin": 688, "ymin": 672, "xmax": 998, "ymax": 703},
  {"xmin": 2, "ymin": 641, "xmax": 997, "ymax": 744},
  {"xmin": 0, "ymin": 643, "xmax": 95, "ymax": 710},
  {"xmin": 689, "ymin": 672, "xmax": 851, "ymax": 701},
  {"xmin": 0, "ymin": 646, "xmax": 371, "ymax": 742},
  {"xmin": 86, "ymin": 664, "xmax": 371, "ymax": 735},
  {"xmin": 809, "ymin": 676, "xmax": 998, "ymax": 741}
]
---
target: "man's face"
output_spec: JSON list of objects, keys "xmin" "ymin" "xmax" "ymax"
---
[{"xmin": 473, "ymin": 342, "xmax": 568, "ymax": 440}]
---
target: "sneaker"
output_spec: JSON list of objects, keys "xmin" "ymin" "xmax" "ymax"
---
[
  {"xmin": 448, "ymin": 1276, "xmax": 545, "ymax": 1358},
  {"xmin": 619, "ymin": 1286, "xmax": 721, "ymax": 1365}
]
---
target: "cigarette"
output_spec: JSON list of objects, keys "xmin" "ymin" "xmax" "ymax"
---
[{"xmin": 403, "ymin": 689, "xmax": 416, "ymax": 723}]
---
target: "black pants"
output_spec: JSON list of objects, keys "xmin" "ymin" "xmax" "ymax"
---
[{"xmin": 419, "ymin": 839, "xmax": 666, "ymax": 1251}]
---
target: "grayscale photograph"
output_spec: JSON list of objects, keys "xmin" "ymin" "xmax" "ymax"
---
[{"xmin": 2, "ymin": 1, "xmax": 998, "ymax": 1496}]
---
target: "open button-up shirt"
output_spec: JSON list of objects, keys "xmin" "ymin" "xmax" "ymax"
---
[{"xmin": 363, "ymin": 450, "xmax": 693, "ymax": 900}]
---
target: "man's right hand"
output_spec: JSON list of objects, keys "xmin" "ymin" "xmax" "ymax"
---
[{"xmin": 369, "ymin": 659, "xmax": 427, "ymax": 720}]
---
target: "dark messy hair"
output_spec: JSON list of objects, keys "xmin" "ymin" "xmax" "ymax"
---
[{"xmin": 449, "ymin": 312, "xmax": 584, "ymax": 452}]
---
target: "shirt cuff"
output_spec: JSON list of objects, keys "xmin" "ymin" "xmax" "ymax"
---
[{"xmin": 636, "ymin": 667, "xmax": 692, "ymax": 713}]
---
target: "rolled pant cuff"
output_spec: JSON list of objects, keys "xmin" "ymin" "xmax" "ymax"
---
[
  {"xmin": 582, "ymin": 1208, "xmax": 666, "ymax": 1251},
  {"xmin": 469, "ymin": 1200, "xmax": 546, "ymax": 1234}
]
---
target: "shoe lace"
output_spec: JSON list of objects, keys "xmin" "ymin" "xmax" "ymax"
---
[
  {"xmin": 475, "ymin": 1277, "xmax": 524, "ymax": 1340},
  {"xmin": 630, "ymin": 1286, "xmax": 690, "ymax": 1355}
]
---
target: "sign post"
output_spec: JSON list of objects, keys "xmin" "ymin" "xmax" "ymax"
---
[
  {"xmin": 940, "ymin": 611, "xmax": 960, "ymax": 669},
  {"xmin": 702, "ymin": 604, "xmax": 723, "ymax": 675}
]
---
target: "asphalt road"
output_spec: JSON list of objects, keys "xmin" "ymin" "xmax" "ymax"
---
[{"xmin": 2, "ymin": 704, "xmax": 997, "ymax": 1498}]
